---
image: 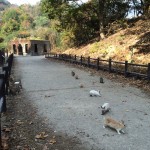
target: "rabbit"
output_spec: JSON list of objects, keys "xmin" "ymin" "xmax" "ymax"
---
[
  {"xmin": 75, "ymin": 75, "xmax": 79, "ymax": 79},
  {"xmin": 103, "ymin": 116, "xmax": 125, "ymax": 134},
  {"xmin": 100, "ymin": 77, "xmax": 104, "ymax": 83},
  {"xmin": 14, "ymin": 80, "xmax": 22, "ymax": 89},
  {"xmin": 71, "ymin": 71, "xmax": 75, "ymax": 76},
  {"xmin": 89, "ymin": 90, "xmax": 101, "ymax": 97},
  {"xmin": 101, "ymin": 103, "xmax": 110, "ymax": 115},
  {"xmin": 9, "ymin": 79, "xmax": 22, "ymax": 95},
  {"xmin": 79, "ymin": 83, "xmax": 84, "ymax": 88}
]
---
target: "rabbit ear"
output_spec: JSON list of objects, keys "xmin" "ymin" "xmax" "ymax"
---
[{"xmin": 121, "ymin": 120, "xmax": 124, "ymax": 125}]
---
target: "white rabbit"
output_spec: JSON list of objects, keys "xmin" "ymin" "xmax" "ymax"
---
[
  {"xmin": 89, "ymin": 90, "xmax": 101, "ymax": 97},
  {"xmin": 101, "ymin": 103, "xmax": 110, "ymax": 109},
  {"xmin": 14, "ymin": 80, "xmax": 22, "ymax": 89},
  {"xmin": 101, "ymin": 103, "xmax": 110, "ymax": 115}
]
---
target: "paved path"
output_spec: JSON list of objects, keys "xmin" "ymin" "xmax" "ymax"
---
[{"xmin": 14, "ymin": 56, "xmax": 150, "ymax": 150}]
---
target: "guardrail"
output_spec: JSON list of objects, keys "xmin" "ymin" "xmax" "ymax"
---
[
  {"xmin": 0, "ymin": 53, "xmax": 13, "ymax": 148},
  {"xmin": 45, "ymin": 53, "xmax": 150, "ymax": 80}
]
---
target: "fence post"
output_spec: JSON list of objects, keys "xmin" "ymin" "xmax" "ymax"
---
[
  {"xmin": 69, "ymin": 54, "xmax": 71, "ymax": 63},
  {"xmin": 124, "ymin": 61, "xmax": 128, "ymax": 77},
  {"xmin": 109, "ymin": 58, "xmax": 112, "ymax": 73},
  {"xmin": 0, "ymin": 73, "xmax": 6, "ymax": 112},
  {"xmin": 87, "ymin": 56, "xmax": 90, "ymax": 68},
  {"xmin": 80, "ymin": 56, "xmax": 82, "ymax": 65},
  {"xmin": 74, "ymin": 55, "xmax": 76, "ymax": 63},
  {"xmin": 0, "ymin": 113, "xmax": 1, "ymax": 148},
  {"xmin": 3, "ymin": 64, "xmax": 9, "ymax": 95},
  {"xmin": 147, "ymin": 63, "xmax": 150, "ymax": 80},
  {"xmin": 0, "ymin": 72, "xmax": 6, "ymax": 148},
  {"xmin": 97, "ymin": 57, "xmax": 99, "ymax": 70}
]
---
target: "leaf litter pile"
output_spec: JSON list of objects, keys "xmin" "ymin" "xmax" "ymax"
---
[{"xmin": 1, "ymin": 81, "xmax": 87, "ymax": 150}]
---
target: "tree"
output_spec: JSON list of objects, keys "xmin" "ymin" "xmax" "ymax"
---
[
  {"xmin": 1, "ymin": 8, "xmax": 21, "ymax": 34},
  {"xmin": 128, "ymin": 0, "xmax": 149, "ymax": 17},
  {"xmin": 89, "ymin": 0, "xmax": 129, "ymax": 39},
  {"xmin": 33, "ymin": 15, "xmax": 50, "ymax": 27},
  {"xmin": 41, "ymin": 0, "xmax": 129, "ymax": 45}
]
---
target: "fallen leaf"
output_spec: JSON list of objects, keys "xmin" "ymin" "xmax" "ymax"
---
[
  {"xmin": 23, "ymin": 145, "xmax": 30, "ymax": 150},
  {"xmin": 29, "ymin": 121, "xmax": 33, "ymax": 125},
  {"xmin": 16, "ymin": 145, "xmax": 22, "ymax": 149},
  {"xmin": 35, "ymin": 132, "xmax": 48, "ymax": 139},
  {"xmin": 2, "ymin": 136, "xmax": 9, "ymax": 141},
  {"xmin": 43, "ymin": 145, "xmax": 49, "ymax": 150},
  {"xmin": 16, "ymin": 120, "xmax": 24, "ymax": 125},
  {"xmin": 49, "ymin": 139, "xmax": 56, "ymax": 145},
  {"xmin": 2, "ymin": 128, "xmax": 11, "ymax": 132},
  {"xmin": 2, "ymin": 142, "xmax": 9, "ymax": 150},
  {"xmin": 49, "ymin": 136, "xmax": 56, "ymax": 145}
]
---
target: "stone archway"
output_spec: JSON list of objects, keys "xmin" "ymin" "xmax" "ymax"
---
[
  {"xmin": 18, "ymin": 44, "xmax": 23, "ymax": 55},
  {"xmin": 13, "ymin": 44, "xmax": 17, "ymax": 54}
]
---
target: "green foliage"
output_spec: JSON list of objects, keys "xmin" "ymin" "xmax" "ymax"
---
[
  {"xmin": 1, "ymin": 19, "xmax": 20, "ymax": 34},
  {"xmin": 0, "ymin": 42, "xmax": 7, "ymax": 50},
  {"xmin": 33, "ymin": 15, "xmax": 50, "ymax": 27},
  {"xmin": 0, "ymin": 36, "xmax": 4, "ymax": 43},
  {"xmin": 17, "ymin": 31, "xmax": 30, "ymax": 38},
  {"xmin": 0, "ymin": 0, "xmax": 148, "ymax": 53},
  {"xmin": 59, "ymin": 29, "xmax": 75, "ymax": 49},
  {"xmin": 0, "ymin": 6, "xmax": 35, "ymax": 51},
  {"xmin": 1, "ymin": 8, "xmax": 21, "ymax": 34},
  {"xmin": 40, "ymin": 0, "xmax": 130, "ymax": 47}
]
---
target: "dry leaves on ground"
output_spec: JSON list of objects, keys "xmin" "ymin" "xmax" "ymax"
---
[{"xmin": 35, "ymin": 132, "xmax": 48, "ymax": 139}]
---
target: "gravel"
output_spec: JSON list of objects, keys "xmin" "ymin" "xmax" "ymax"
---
[{"xmin": 7, "ymin": 55, "xmax": 150, "ymax": 150}]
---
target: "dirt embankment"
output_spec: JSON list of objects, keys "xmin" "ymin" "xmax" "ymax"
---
[{"xmin": 62, "ymin": 17, "xmax": 150, "ymax": 65}]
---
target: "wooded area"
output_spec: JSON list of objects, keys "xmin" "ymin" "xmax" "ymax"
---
[{"xmin": 0, "ymin": 0, "xmax": 149, "ymax": 51}]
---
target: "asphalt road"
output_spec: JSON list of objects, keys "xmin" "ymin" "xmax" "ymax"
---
[{"xmin": 13, "ymin": 55, "xmax": 150, "ymax": 150}]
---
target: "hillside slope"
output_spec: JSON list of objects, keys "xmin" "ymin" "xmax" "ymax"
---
[
  {"xmin": 0, "ymin": 0, "xmax": 10, "ymax": 11},
  {"xmin": 63, "ymin": 18, "xmax": 150, "ymax": 64}
]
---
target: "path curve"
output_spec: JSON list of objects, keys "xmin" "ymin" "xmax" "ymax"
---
[{"xmin": 14, "ymin": 56, "xmax": 150, "ymax": 150}]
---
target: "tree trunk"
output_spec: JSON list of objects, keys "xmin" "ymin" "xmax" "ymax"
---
[
  {"xmin": 143, "ymin": 0, "xmax": 150, "ymax": 18},
  {"xmin": 98, "ymin": 0, "xmax": 105, "ymax": 40}
]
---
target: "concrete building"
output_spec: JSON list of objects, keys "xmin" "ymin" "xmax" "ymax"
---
[{"xmin": 10, "ymin": 39, "xmax": 51, "ymax": 56}]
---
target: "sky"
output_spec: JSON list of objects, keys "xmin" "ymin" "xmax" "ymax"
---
[
  {"xmin": 7, "ymin": 0, "xmax": 41, "ymax": 6},
  {"xmin": 7, "ymin": 0, "xmax": 88, "ymax": 6}
]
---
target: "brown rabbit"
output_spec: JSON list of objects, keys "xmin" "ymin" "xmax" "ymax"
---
[{"xmin": 103, "ymin": 116, "xmax": 125, "ymax": 134}]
